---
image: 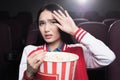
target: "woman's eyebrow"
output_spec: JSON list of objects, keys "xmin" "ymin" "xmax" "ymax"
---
[
  {"xmin": 39, "ymin": 19, "xmax": 43, "ymax": 21},
  {"xmin": 39, "ymin": 20, "xmax": 44, "ymax": 24},
  {"xmin": 39, "ymin": 19, "xmax": 57, "ymax": 22},
  {"xmin": 48, "ymin": 19, "xmax": 57, "ymax": 21},
  {"xmin": 39, "ymin": 20, "xmax": 44, "ymax": 22}
]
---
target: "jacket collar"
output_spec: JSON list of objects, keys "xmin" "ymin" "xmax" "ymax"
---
[{"xmin": 43, "ymin": 43, "xmax": 67, "ymax": 52}]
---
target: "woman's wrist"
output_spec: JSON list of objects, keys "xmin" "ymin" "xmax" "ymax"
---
[
  {"xmin": 73, "ymin": 27, "xmax": 87, "ymax": 42},
  {"xmin": 26, "ymin": 70, "xmax": 35, "ymax": 79},
  {"xmin": 71, "ymin": 26, "xmax": 79, "ymax": 36},
  {"xmin": 23, "ymin": 70, "xmax": 34, "ymax": 80}
]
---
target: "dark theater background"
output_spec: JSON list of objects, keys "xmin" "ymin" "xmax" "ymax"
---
[{"xmin": 0, "ymin": 0, "xmax": 120, "ymax": 80}]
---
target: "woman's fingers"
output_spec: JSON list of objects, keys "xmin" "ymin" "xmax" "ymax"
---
[
  {"xmin": 52, "ymin": 13, "xmax": 61, "ymax": 22},
  {"xmin": 53, "ymin": 10, "xmax": 63, "ymax": 20},
  {"xmin": 27, "ymin": 50, "xmax": 46, "ymax": 70},
  {"xmin": 58, "ymin": 10, "xmax": 66, "ymax": 17},
  {"xmin": 34, "ymin": 51, "xmax": 46, "ymax": 63},
  {"xmin": 34, "ymin": 53, "xmax": 46, "ymax": 68},
  {"xmin": 53, "ymin": 10, "xmax": 78, "ymax": 35},
  {"xmin": 53, "ymin": 10, "xmax": 68, "ymax": 25},
  {"xmin": 52, "ymin": 13, "xmax": 64, "ymax": 30},
  {"xmin": 64, "ymin": 10, "xmax": 70, "ymax": 18},
  {"xmin": 28, "ymin": 50, "xmax": 44, "ymax": 59}
]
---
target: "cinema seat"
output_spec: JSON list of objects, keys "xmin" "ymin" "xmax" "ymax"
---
[
  {"xmin": 25, "ymin": 22, "xmax": 45, "ymax": 46},
  {"xmin": 103, "ymin": 18, "xmax": 118, "ymax": 30},
  {"xmin": 74, "ymin": 18, "xmax": 89, "ymax": 26},
  {"xmin": 26, "ymin": 22, "xmax": 39, "ymax": 45},
  {"xmin": 0, "ymin": 22, "xmax": 12, "ymax": 80},
  {"xmin": 107, "ymin": 20, "xmax": 120, "ymax": 80}
]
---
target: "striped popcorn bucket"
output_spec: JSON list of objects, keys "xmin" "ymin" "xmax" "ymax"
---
[{"xmin": 37, "ymin": 52, "xmax": 79, "ymax": 80}]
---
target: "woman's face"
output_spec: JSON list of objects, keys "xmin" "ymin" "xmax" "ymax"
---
[{"xmin": 39, "ymin": 10, "xmax": 61, "ymax": 44}]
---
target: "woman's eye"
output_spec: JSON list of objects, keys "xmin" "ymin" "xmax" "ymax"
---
[
  {"xmin": 51, "ymin": 20, "xmax": 58, "ymax": 24},
  {"xmin": 52, "ymin": 21, "xmax": 57, "ymax": 23},
  {"xmin": 39, "ymin": 22, "xmax": 45, "ymax": 26}
]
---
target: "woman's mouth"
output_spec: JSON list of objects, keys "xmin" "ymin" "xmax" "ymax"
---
[{"xmin": 45, "ymin": 34, "xmax": 52, "ymax": 39}]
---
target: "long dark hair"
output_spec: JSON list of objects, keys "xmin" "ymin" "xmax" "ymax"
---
[{"xmin": 37, "ymin": 3, "xmax": 75, "ymax": 45}]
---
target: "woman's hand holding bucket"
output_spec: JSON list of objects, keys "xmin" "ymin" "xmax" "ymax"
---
[{"xmin": 26, "ymin": 50, "xmax": 46, "ymax": 78}]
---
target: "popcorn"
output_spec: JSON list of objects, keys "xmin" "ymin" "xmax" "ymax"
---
[{"xmin": 44, "ymin": 52, "xmax": 79, "ymax": 62}]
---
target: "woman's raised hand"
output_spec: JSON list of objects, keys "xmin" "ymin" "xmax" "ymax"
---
[{"xmin": 52, "ymin": 10, "xmax": 79, "ymax": 36}]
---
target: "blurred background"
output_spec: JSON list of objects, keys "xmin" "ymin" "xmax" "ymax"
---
[
  {"xmin": 1, "ymin": 0, "xmax": 120, "ymax": 21},
  {"xmin": 0, "ymin": 0, "xmax": 120, "ymax": 80}
]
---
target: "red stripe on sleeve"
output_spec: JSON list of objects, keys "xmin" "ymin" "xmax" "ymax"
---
[
  {"xmin": 73, "ymin": 28, "xmax": 82, "ymax": 38},
  {"xmin": 79, "ymin": 32, "xmax": 87, "ymax": 41},
  {"xmin": 76, "ymin": 30, "xmax": 84, "ymax": 41}
]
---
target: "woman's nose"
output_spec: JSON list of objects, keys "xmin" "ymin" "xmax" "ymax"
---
[{"xmin": 44, "ymin": 23, "xmax": 50, "ymax": 32}]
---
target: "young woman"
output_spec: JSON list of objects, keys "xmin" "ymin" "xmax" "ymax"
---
[{"xmin": 19, "ymin": 3, "xmax": 116, "ymax": 80}]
